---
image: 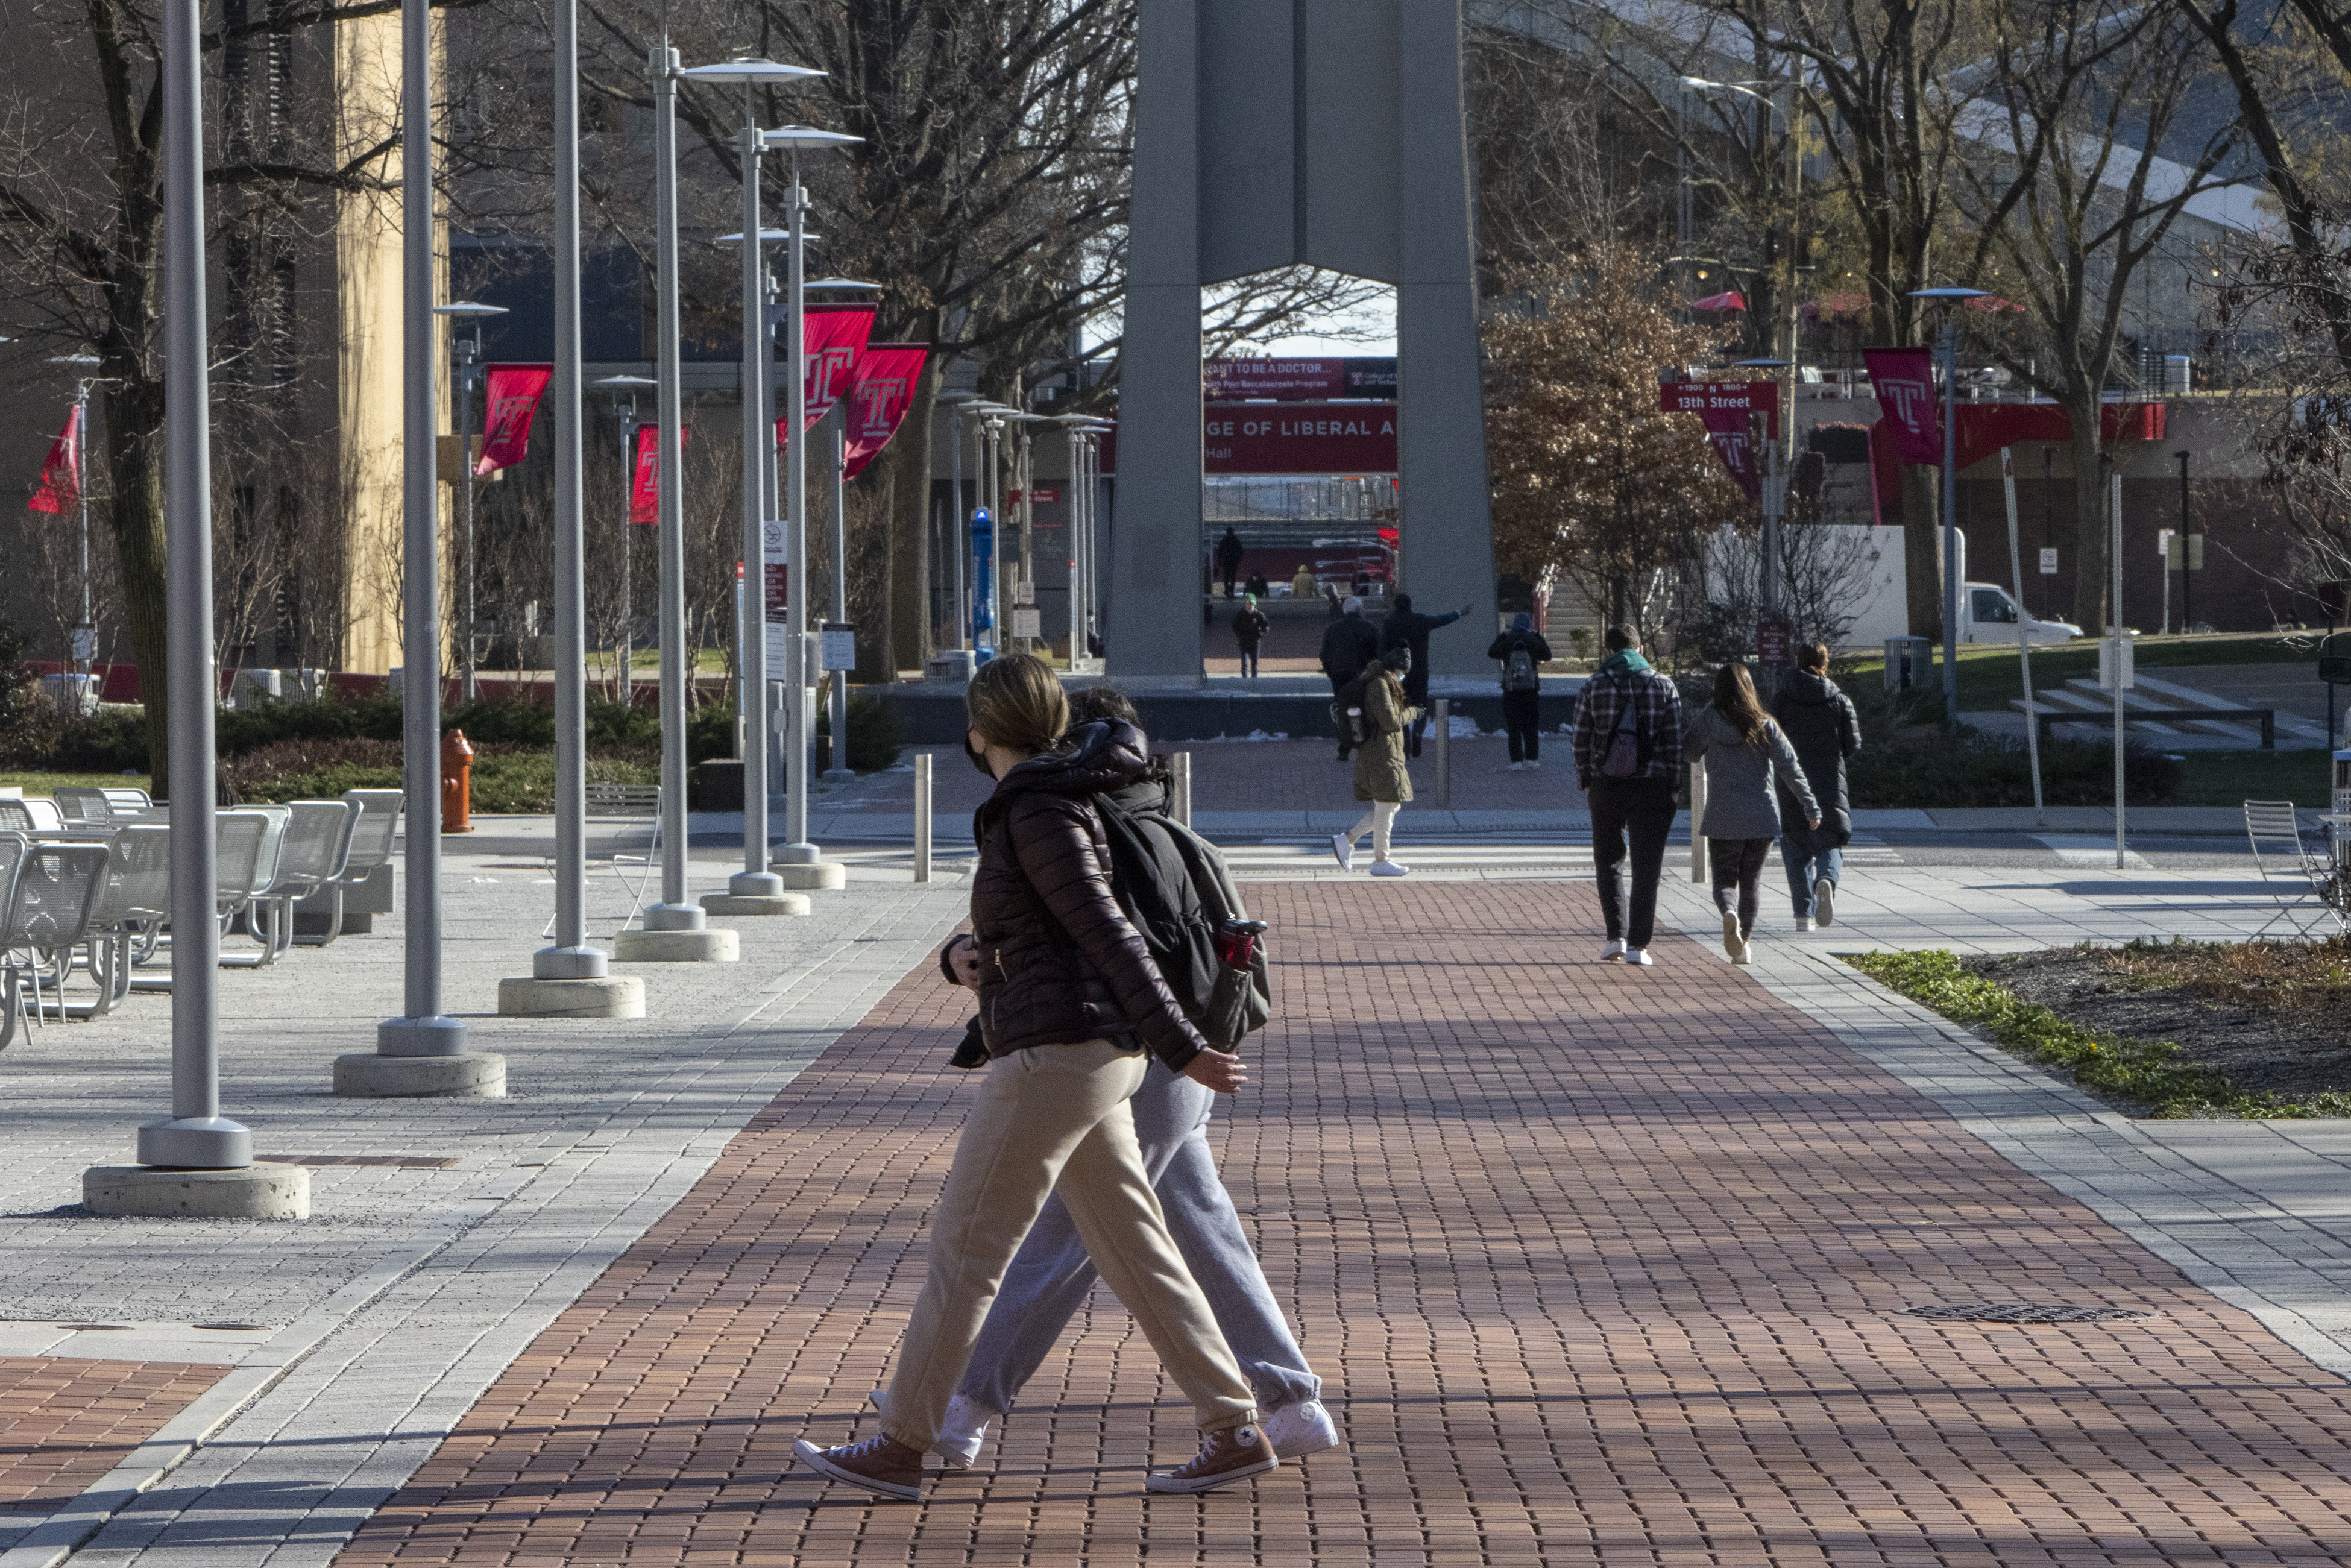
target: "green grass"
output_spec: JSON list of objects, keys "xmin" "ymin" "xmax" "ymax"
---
[
  {"xmin": 0, "ymin": 770, "xmax": 153, "ymax": 798},
  {"xmin": 236, "ymin": 754, "xmax": 657, "ymax": 814},
  {"xmin": 2168, "ymin": 751, "xmax": 2334, "ymax": 808},
  {"xmin": 1843, "ymin": 631, "xmax": 2324, "ymax": 713},
  {"xmin": 1847, "ymin": 948, "xmax": 2351, "ymax": 1119}
]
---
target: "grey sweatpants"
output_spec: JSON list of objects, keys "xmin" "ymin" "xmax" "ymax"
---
[{"xmin": 955, "ymin": 1057, "xmax": 1323, "ymax": 1417}]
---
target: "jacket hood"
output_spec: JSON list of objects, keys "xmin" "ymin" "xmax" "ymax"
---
[
  {"xmin": 1781, "ymin": 669, "xmax": 1838, "ymax": 705},
  {"xmin": 980, "ymin": 720, "xmax": 1153, "ymax": 826}
]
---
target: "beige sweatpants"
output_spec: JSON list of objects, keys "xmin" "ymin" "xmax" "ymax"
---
[
  {"xmin": 1348, "ymin": 800, "xmax": 1401, "ymax": 861},
  {"xmin": 880, "ymin": 1039, "xmax": 1259, "ymax": 1450}
]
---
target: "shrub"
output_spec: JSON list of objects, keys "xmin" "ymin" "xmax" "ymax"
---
[
  {"xmin": 816, "ymin": 691, "xmax": 907, "ymax": 773},
  {"xmin": 0, "ymin": 618, "xmax": 51, "ymax": 767}
]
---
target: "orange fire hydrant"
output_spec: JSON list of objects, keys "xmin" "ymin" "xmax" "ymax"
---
[{"xmin": 441, "ymin": 729, "xmax": 475, "ymax": 833}]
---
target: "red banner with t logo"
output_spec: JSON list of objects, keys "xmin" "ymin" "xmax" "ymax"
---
[
  {"xmin": 777, "ymin": 305, "xmax": 876, "ymax": 446},
  {"xmin": 476, "ymin": 364, "xmax": 552, "ymax": 475},
  {"xmin": 26, "ymin": 403, "xmax": 81, "ymax": 514},
  {"xmin": 842, "ymin": 345, "xmax": 929, "ymax": 479},
  {"xmin": 629, "ymin": 425, "xmax": 687, "ymax": 524},
  {"xmin": 1863, "ymin": 347, "xmax": 1941, "ymax": 464}
]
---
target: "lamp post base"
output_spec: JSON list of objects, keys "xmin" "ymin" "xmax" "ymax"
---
[
  {"xmin": 642, "ymin": 903, "xmax": 707, "ymax": 931},
  {"xmin": 84, "ymin": 1163, "xmax": 309, "ymax": 1220},
  {"xmin": 496, "ymin": 976, "xmax": 645, "ymax": 1018},
  {"xmin": 776, "ymin": 861, "xmax": 846, "ymax": 891},
  {"xmin": 532, "ymin": 944, "xmax": 609, "ymax": 980},
  {"xmin": 614, "ymin": 927, "xmax": 740, "ymax": 962},
  {"xmin": 135, "ymin": 1115, "xmax": 251, "ymax": 1170},
  {"xmin": 376, "ymin": 1015, "xmax": 470, "ymax": 1057},
  {"xmin": 700, "ymin": 891, "xmax": 810, "ymax": 917},
  {"xmin": 335, "ymin": 1052, "xmax": 509, "ymax": 1098}
]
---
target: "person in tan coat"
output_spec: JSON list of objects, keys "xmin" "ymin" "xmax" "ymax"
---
[{"xmin": 1330, "ymin": 646, "xmax": 1418, "ymax": 876}]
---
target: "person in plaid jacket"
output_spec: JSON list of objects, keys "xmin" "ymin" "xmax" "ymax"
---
[{"xmin": 1572, "ymin": 625, "xmax": 1683, "ymax": 966}]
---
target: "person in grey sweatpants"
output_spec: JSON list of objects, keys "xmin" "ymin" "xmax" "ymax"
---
[
  {"xmin": 1684, "ymin": 661, "xmax": 1818, "ymax": 968},
  {"xmin": 908, "ymin": 684, "xmax": 1339, "ymax": 1471}
]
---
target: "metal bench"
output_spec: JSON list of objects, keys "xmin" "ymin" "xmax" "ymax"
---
[
  {"xmin": 247, "ymin": 799, "xmax": 360, "ymax": 962},
  {"xmin": 0, "ymin": 839, "xmax": 114, "ymax": 1048},
  {"xmin": 2244, "ymin": 800, "xmax": 2346, "ymax": 940},
  {"xmin": 295, "ymin": 789, "xmax": 402, "ymax": 946}
]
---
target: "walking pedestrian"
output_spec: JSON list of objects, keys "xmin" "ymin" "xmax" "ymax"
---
[
  {"xmin": 1215, "ymin": 526, "xmax": 1245, "ymax": 599},
  {"xmin": 1379, "ymin": 593, "xmax": 1473, "ymax": 757},
  {"xmin": 1684, "ymin": 662, "xmax": 1819, "ymax": 968},
  {"xmin": 1331, "ymin": 646, "xmax": 1418, "ymax": 877},
  {"xmin": 1292, "ymin": 562, "xmax": 1317, "ymax": 600},
  {"xmin": 1319, "ymin": 595, "xmax": 1380, "ymax": 761},
  {"xmin": 1232, "ymin": 594, "xmax": 1270, "ymax": 679},
  {"xmin": 1771, "ymin": 641, "xmax": 1861, "ymax": 931},
  {"xmin": 793, "ymin": 655, "xmax": 1274, "ymax": 1500},
  {"xmin": 1572, "ymin": 625, "xmax": 1682, "ymax": 967},
  {"xmin": 918, "ymin": 685, "xmax": 1339, "ymax": 1473},
  {"xmin": 1485, "ymin": 612, "xmax": 1552, "ymax": 769}
]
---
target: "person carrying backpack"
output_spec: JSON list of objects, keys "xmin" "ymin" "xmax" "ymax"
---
[
  {"xmin": 1572, "ymin": 625, "xmax": 1683, "ymax": 966},
  {"xmin": 1484, "ymin": 612, "xmax": 1553, "ymax": 769},
  {"xmin": 1330, "ymin": 645, "xmax": 1418, "ymax": 876},
  {"xmin": 913, "ymin": 685, "xmax": 1338, "ymax": 1476},
  {"xmin": 1771, "ymin": 641, "xmax": 1862, "ymax": 931},
  {"xmin": 1318, "ymin": 595, "xmax": 1381, "ymax": 761},
  {"xmin": 793, "ymin": 656, "xmax": 1272, "ymax": 1500}
]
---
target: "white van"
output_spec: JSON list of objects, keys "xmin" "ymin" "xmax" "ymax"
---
[{"xmin": 1959, "ymin": 580, "xmax": 2080, "ymax": 644}]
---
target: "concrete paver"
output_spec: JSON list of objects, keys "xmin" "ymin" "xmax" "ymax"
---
[
  {"xmin": 293, "ymin": 882, "xmax": 2351, "ymax": 1566},
  {"xmin": 0, "ymin": 1362, "xmax": 228, "ymax": 1522}
]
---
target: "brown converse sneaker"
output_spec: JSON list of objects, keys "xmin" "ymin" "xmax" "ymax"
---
[
  {"xmin": 1145, "ymin": 1422, "xmax": 1280, "ymax": 1493},
  {"xmin": 792, "ymin": 1431, "xmax": 924, "ymax": 1500}
]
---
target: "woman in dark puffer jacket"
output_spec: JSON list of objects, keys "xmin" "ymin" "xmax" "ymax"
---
[{"xmin": 793, "ymin": 655, "xmax": 1274, "ymax": 1502}]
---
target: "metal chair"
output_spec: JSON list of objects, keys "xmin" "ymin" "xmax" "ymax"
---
[
  {"xmin": 52, "ymin": 786, "xmax": 115, "ymax": 825},
  {"xmin": 0, "ymin": 800, "xmax": 33, "ymax": 834},
  {"xmin": 0, "ymin": 840, "xmax": 114, "ymax": 1048},
  {"xmin": 66, "ymin": 823, "xmax": 171, "ymax": 1017},
  {"xmin": 295, "ymin": 789, "xmax": 401, "ymax": 947},
  {"xmin": 247, "ymin": 799, "xmax": 359, "ymax": 961},
  {"xmin": 15, "ymin": 798, "xmax": 66, "ymax": 833},
  {"xmin": 215, "ymin": 807, "xmax": 291, "ymax": 969},
  {"xmin": 2244, "ymin": 800, "xmax": 2347, "ymax": 940}
]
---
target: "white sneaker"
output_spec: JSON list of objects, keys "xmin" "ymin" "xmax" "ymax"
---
[
  {"xmin": 1721, "ymin": 910, "xmax": 1743, "ymax": 960},
  {"xmin": 1814, "ymin": 878, "xmax": 1836, "ymax": 927},
  {"xmin": 1370, "ymin": 859, "xmax": 1410, "ymax": 877},
  {"xmin": 1733, "ymin": 943, "xmax": 1753, "ymax": 966},
  {"xmin": 1795, "ymin": 916, "xmax": 1816, "ymax": 933},
  {"xmin": 1602, "ymin": 939, "xmax": 1626, "ymax": 962},
  {"xmin": 1526, "ymin": 759, "xmax": 1541, "ymax": 769},
  {"xmin": 866, "ymin": 1388, "xmax": 989, "ymax": 1470},
  {"xmin": 1262, "ymin": 1399, "xmax": 1341, "ymax": 1458},
  {"xmin": 1626, "ymin": 946, "xmax": 1653, "ymax": 966},
  {"xmin": 1330, "ymin": 833, "xmax": 1355, "ymax": 872}
]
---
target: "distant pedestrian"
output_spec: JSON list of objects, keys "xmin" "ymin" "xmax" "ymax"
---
[
  {"xmin": 1772, "ymin": 641, "xmax": 1861, "ymax": 931},
  {"xmin": 1232, "ymin": 594, "xmax": 1270, "ymax": 679},
  {"xmin": 1572, "ymin": 625, "xmax": 1682, "ymax": 967},
  {"xmin": 1684, "ymin": 662, "xmax": 1818, "ymax": 968},
  {"xmin": 792, "ymin": 654, "xmax": 1270, "ymax": 1501},
  {"xmin": 1292, "ymin": 563, "xmax": 1318, "ymax": 600},
  {"xmin": 1245, "ymin": 570, "xmax": 1270, "ymax": 600},
  {"xmin": 923, "ymin": 684, "xmax": 1339, "ymax": 1475},
  {"xmin": 1319, "ymin": 594, "xmax": 1381, "ymax": 761},
  {"xmin": 1379, "ymin": 593, "xmax": 1473, "ymax": 757},
  {"xmin": 1215, "ymin": 527, "xmax": 1245, "ymax": 599},
  {"xmin": 1485, "ymin": 612, "xmax": 1553, "ymax": 769},
  {"xmin": 1332, "ymin": 646, "xmax": 1418, "ymax": 877}
]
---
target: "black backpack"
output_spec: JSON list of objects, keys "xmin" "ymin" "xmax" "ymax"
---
[{"xmin": 1091, "ymin": 792, "xmax": 1273, "ymax": 1048}]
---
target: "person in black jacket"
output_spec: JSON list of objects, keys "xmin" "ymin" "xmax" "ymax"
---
[
  {"xmin": 1318, "ymin": 596, "xmax": 1382, "ymax": 760},
  {"xmin": 1232, "ymin": 594, "xmax": 1271, "ymax": 679},
  {"xmin": 1379, "ymin": 593, "xmax": 1473, "ymax": 757},
  {"xmin": 1484, "ymin": 612, "xmax": 1553, "ymax": 768},
  {"xmin": 1770, "ymin": 641, "xmax": 1863, "ymax": 931},
  {"xmin": 792, "ymin": 655, "xmax": 1273, "ymax": 1501},
  {"xmin": 1215, "ymin": 527, "xmax": 1245, "ymax": 599}
]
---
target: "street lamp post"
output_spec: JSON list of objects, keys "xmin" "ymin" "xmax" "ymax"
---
[
  {"xmin": 763, "ymin": 125, "xmax": 861, "ymax": 888},
  {"xmin": 673, "ymin": 58, "xmax": 821, "ymax": 919},
  {"xmin": 433, "ymin": 301, "xmax": 506, "ymax": 706},
  {"xmin": 592, "ymin": 374, "xmax": 657, "ymax": 701},
  {"xmin": 1911, "ymin": 287, "xmax": 1990, "ymax": 725},
  {"xmin": 1736, "ymin": 355, "xmax": 1790, "ymax": 658},
  {"xmin": 938, "ymin": 392, "xmax": 978, "ymax": 653},
  {"xmin": 48, "ymin": 354, "xmax": 102, "ymax": 693}
]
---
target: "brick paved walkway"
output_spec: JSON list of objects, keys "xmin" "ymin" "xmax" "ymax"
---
[
  {"xmin": 335, "ymin": 884, "xmax": 2351, "ymax": 1565},
  {"xmin": 0, "ymin": 1358, "xmax": 228, "ymax": 1520}
]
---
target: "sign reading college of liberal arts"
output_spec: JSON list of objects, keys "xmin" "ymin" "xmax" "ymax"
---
[
  {"xmin": 477, "ymin": 364, "xmax": 553, "ymax": 474},
  {"xmin": 1202, "ymin": 401, "xmax": 1397, "ymax": 474},
  {"xmin": 27, "ymin": 402, "xmax": 81, "ymax": 514},
  {"xmin": 629, "ymin": 426, "xmax": 687, "ymax": 525},
  {"xmin": 779, "ymin": 304, "xmax": 877, "ymax": 441},
  {"xmin": 1658, "ymin": 379, "xmax": 1780, "ymax": 436},
  {"xmin": 1862, "ymin": 347, "xmax": 1941, "ymax": 464},
  {"xmin": 1204, "ymin": 357, "xmax": 1398, "ymax": 401},
  {"xmin": 842, "ymin": 344, "xmax": 929, "ymax": 479}
]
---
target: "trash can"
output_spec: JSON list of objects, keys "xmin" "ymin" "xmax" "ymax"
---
[{"xmin": 1884, "ymin": 636, "xmax": 1931, "ymax": 692}]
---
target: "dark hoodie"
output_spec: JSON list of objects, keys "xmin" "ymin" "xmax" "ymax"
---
[
  {"xmin": 968, "ymin": 720, "xmax": 1206, "ymax": 1071},
  {"xmin": 1771, "ymin": 669, "xmax": 1861, "ymax": 847}
]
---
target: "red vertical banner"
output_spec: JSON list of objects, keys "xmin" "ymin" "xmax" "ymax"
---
[
  {"xmin": 842, "ymin": 344, "xmax": 929, "ymax": 479},
  {"xmin": 1707, "ymin": 427, "xmax": 1761, "ymax": 499},
  {"xmin": 779, "ymin": 304, "xmax": 877, "ymax": 445},
  {"xmin": 26, "ymin": 403, "xmax": 81, "ymax": 514},
  {"xmin": 629, "ymin": 425, "xmax": 687, "ymax": 524},
  {"xmin": 476, "ymin": 364, "xmax": 553, "ymax": 474},
  {"xmin": 1863, "ymin": 347, "xmax": 1942, "ymax": 464}
]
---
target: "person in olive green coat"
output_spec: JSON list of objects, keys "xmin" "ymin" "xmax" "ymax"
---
[{"xmin": 1330, "ymin": 647, "xmax": 1419, "ymax": 876}]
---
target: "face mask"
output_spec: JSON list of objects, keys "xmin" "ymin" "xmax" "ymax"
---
[{"xmin": 964, "ymin": 734, "xmax": 996, "ymax": 778}]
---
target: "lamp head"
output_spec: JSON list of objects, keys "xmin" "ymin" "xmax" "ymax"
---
[
  {"xmin": 677, "ymin": 57, "xmax": 823, "ymax": 85},
  {"xmin": 593, "ymin": 375, "xmax": 656, "ymax": 389},
  {"xmin": 762, "ymin": 126, "xmax": 862, "ymax": 151},
  {"xmin": 49, "ymin": 353, "xmax": 102, "ymax": 365},
  {"xmin": 805, "ymin": 277, "xmax": 883, "ymax": 292},
  {"xmin": 1909, "ymin": 286, "xmax": 1991, "ymax": 304},
  {"xmin": 714, "ymin": 230, "xmax": 807, "ymax": 245},
  {"xmin": 433, "ymin": 301, "xmax": 509, "ymax": 320}
]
